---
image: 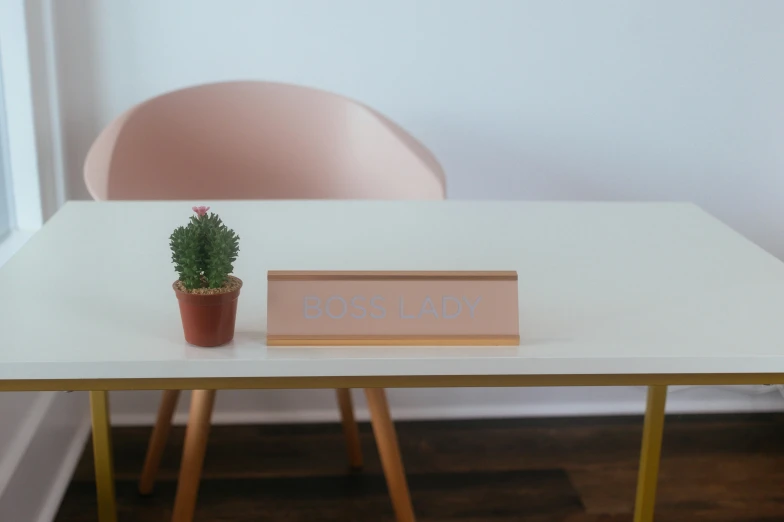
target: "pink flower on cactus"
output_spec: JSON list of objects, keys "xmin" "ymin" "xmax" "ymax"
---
[{"xmin": 192, "ymin": 206, "xmax": 210, "ymax": 217}]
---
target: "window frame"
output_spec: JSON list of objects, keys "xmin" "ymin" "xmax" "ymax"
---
[
  {"xmin": 0, "ymin": 0, "xmax": 50, "ymax": 242},
  {"xmin": 0, "ymin": 62, "xmax": 14, "ymax": 241}
]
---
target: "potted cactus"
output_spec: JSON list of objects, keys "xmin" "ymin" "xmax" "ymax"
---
[{"xmin": 170, "ymin": 206, "xmax": 241, "ymax": 347}]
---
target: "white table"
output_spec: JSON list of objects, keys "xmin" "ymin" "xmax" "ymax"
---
[{"xmin": 2, "ymin": 200, "xmax": 784, "ymax": 522}]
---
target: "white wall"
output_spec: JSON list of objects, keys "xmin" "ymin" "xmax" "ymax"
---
[
  {"xmin": 54, "ymin": 0, "xmax": 784, "ymax": 254},
  {"xmin": 42, "ymin": 0, "xmax": 784, "ymax": 423},
  {"xmin": 0, "ymin": 3, "xmax": 87, "ymax": 521},
  {"xmin": 5, "ymin": 3, "xmax": 784, "ymax": 516},
  {"xmin": 0, "ymin": 392, "xmax": 88, "ymax": 522}
]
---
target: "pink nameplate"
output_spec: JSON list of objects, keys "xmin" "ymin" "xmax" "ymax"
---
[{"xmin": 266, "ymin": 271, "xmax": 519, "ymax": 346}]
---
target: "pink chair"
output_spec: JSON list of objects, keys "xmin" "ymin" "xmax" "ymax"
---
[
  {"xmin": 84, "ymin": 80, "xmax": 446, "ymax": 522},
  {"xmin": 85, "ymin": 81, "xmax": 444, "ymax": 201}
]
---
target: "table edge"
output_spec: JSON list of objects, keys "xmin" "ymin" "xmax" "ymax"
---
[{"xmin": 1, "ymin": 372, "xmax": 782, "ymax": 391}]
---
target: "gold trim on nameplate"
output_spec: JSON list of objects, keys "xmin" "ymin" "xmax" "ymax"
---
[
  {"xmin": 266, "ymin": 335, "xmax": 521, "ymax": 346},
  {"xmin": 267, "ymin": 271, "xmax": 518, "ymax": 281},
  {"xmin": 266, "ymin": 270, "xmax": 520, "ymax": 346}
]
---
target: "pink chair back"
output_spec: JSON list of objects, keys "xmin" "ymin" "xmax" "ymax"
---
[{"xmin": 84, "ymin": 81, "xmax": 445, "ymax": 201}]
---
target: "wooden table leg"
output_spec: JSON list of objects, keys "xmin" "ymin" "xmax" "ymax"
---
[
  {"xmin": 633, "ymin": 385, "xmax": 668, "ymax": 522},
  {"xmin": 336, "ymin": 388, "xmax": 363, "ymax": 470},
  {"xmin": 172, "ymin": 390, "xmax": 216, "ymax": 522},
  {"xmin": 90, "ymin": 391, "xmax": 117, "ymax": 522},
  {"xmin": 139, "ymin": 389, "xmax": 181, "ymax": 494},
  {"xmin": 364, "ymin": 388, "xmax": 415, "ymax": 522}
]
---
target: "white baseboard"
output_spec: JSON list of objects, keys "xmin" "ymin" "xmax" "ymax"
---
[
  {"xmin": 0, "ymin": 391, "xmax": 89, "ymax": 522},
  {"xmin": 33, "ymin": 421, "xmax": 90, "ymax": 522},
  {"xmin": 110, "ymin": 385, "xmax": 784, "ymax": 426}
]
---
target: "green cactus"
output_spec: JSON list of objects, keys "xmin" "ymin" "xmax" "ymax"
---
[{"xmin": 170, "ymin": 207, "xmax": 240, "ymax": 290}]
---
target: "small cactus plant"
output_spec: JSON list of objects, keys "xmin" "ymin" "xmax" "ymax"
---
[{"xmin": 170, "ymin": 206, "xmax": 240, "ymax": 291}]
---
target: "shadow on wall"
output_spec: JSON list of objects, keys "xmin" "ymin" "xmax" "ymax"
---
[
  {"xmin": 41, "ymin": 0, "xmax": 675, "ymax": 206},
  {"xmin": 50, "ymin": 0, "xmax": 99, "ymax": 201},
  {"xmin": 46, "ymin": 0, "xmax": 618, "ymax": 205},
  {"xmin": 43, "ymin": 0, "xmax": 784, "ymax": 264}
]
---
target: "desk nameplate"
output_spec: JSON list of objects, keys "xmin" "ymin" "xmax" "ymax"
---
[{"xmin": 267, "ymin": 271, "xmax": 519, "ymax": 346}]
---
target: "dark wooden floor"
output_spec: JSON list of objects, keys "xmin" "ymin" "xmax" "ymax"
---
[{"xmin": 55, "ymin": 413, "xmax": 784, "ymax": 522}]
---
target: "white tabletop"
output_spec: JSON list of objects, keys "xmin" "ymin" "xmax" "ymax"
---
[{"xmin": 1, "ymin": 200, "xmax": 784, "ymax": 382}]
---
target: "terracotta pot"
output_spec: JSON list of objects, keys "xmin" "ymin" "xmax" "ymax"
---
[{"xmin": 173, "ymin": 280, "xmax": 242, "ymax": 347}]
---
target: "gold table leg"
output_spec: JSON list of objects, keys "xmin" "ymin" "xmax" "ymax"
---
[
  {"xmin": 633, "ymin": 385, "xmax": 668, "ymax": 522},
  {"xmin": 90, "ymin": 390, "xmax": 117, "ymax": 522}
]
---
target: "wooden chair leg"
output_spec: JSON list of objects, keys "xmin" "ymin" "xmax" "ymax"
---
[
  {"xmin": 138, "ymin": 390, "xmax": 181, "ymax": 495},
  {"xmin": 364, "ymin": 388, "xmax": 415, "ymax": 522},
  {"xmin": 172, "ymin": 390, "xmax": 217, "ymax": 522},
  {"xmin": 335, "ymin": 388, "xmax": 363, "ymax": 470}
]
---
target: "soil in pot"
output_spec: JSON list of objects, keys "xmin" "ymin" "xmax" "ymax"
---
[{"xmin": 173, "ymin": 276, "xmax": 243, "ymax": 347}]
